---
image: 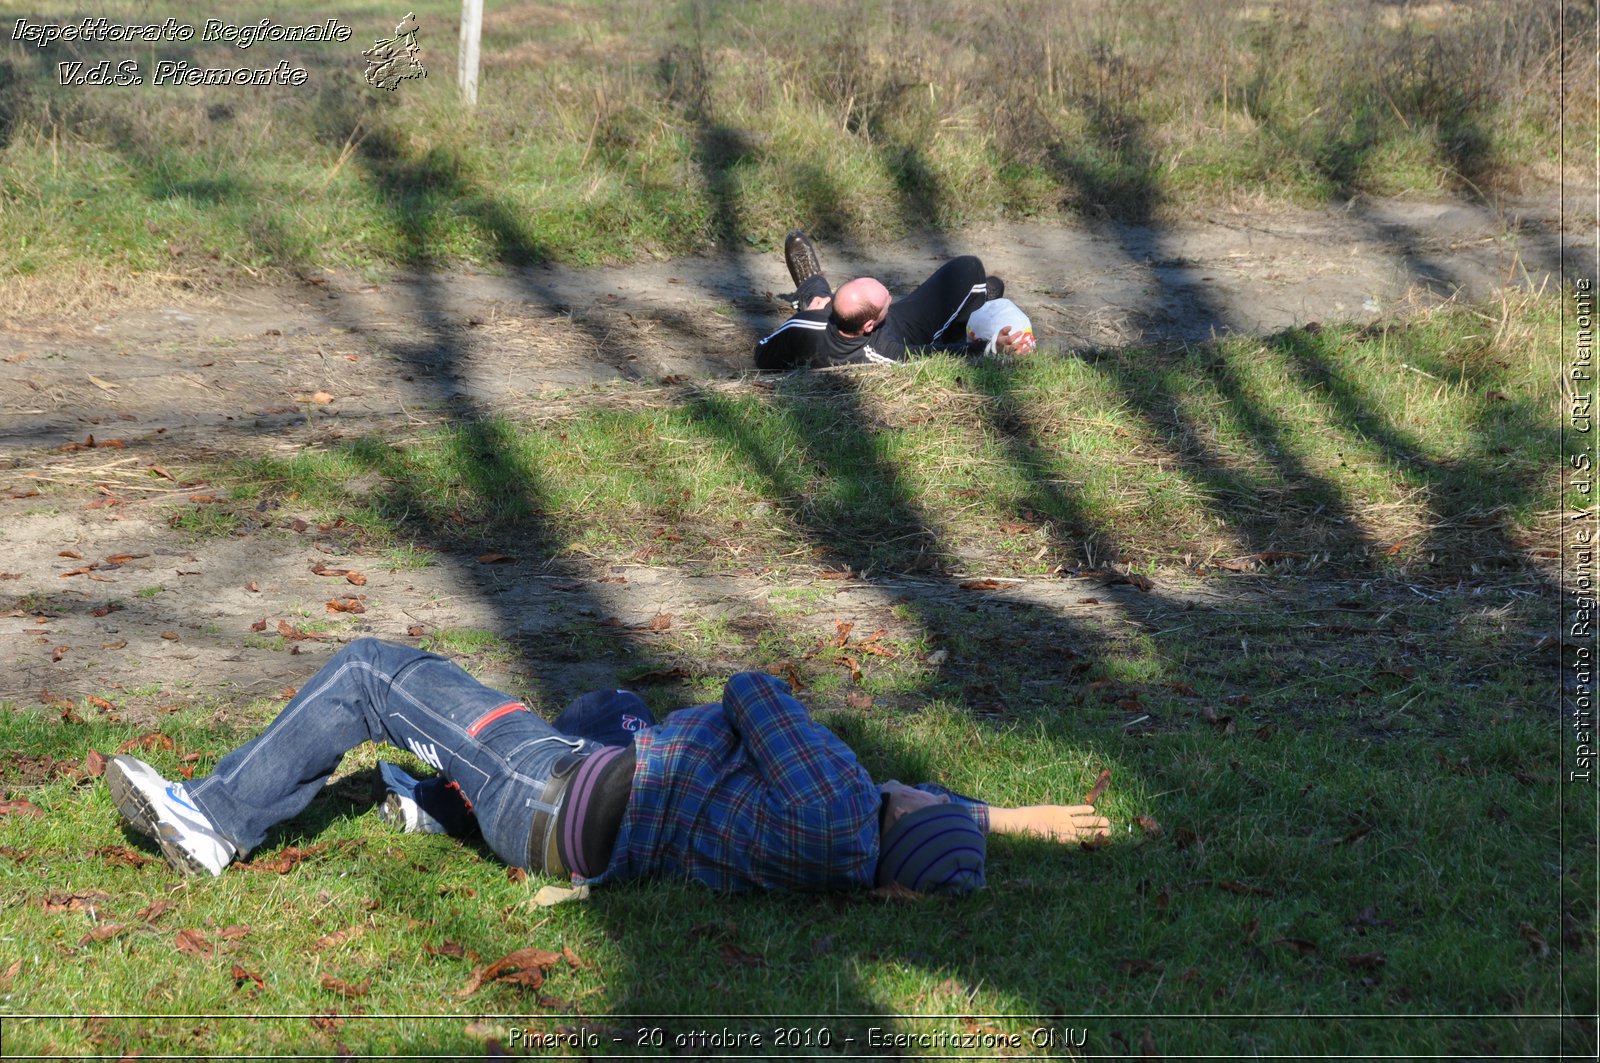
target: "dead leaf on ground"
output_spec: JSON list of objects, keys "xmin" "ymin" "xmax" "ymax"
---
[
  {"xmin": 175, "ymin": 928, "xmax": 213, "ymax": 958},
  {"xmin": 718, "ymin": 943, "xmax": 767, "ymax": 967},
  {"xmin": 84, "ymin": 750, "xmax": 108, "ymax": 777},
  {"xmin": 117, "ymin": 732, "xmax": 176, "ymax": 754},
  {"xmin": 310, "ymin": 391, "xmax": 335, "ymax": 405},
  {"xmin": 217, "ymin": 925, "xmax": 251, "ymax": 940},
  {"xmin": 42, "ymin": 890, "xmax": 110, "ymax": 913},
  {"xmin": 137, "ymin": 899, "xmax": 177, "ymax": 923},
  {"xmin": 104, "ymin": 553, "xmax": 147, "ymax": 566},
  {"xmin": 59, "ymin": 549, "xmax": 84, "ymax": 560},
  {"xmin": 614, "ymin": 666, "xmax": 684, "ymax": 687},
  {"xmin": 241, "ymin": 843, "xmax": 329, "ymax": 874},
  {"xmin": 0, "ymin": 959, "xmax": 20, "ymax": 987},
  {"xmin": 50, "ymin": 646, "xmax": 67, "ymax": 662},
  {"xmin": 506, "ymin": 867, "xmax": 528, "ymax": 885},
  {"xmin": 1213, "ymin": 551, "xmax": 1307, "ymax": 572},
  {"xmin": 457, "ymin": 947, "xmax": 564, "ymax": 997},
  {"xmin": 562, "ymin": 945, "xmax": 585, "ymax": 970},
  {"xmin": 846, "ymin": 690, "xmax": 873, "ymax": 710},
  {"xmin": 1336, "ymin": 822, "xmax": 1373, "ymax": 846},
  {"xmin": 868, "ymin": 881, "xmax": 929, "ymax": 902},
  {"xmin": 1272, "ymin": 937, "xmax": 1320, "ymax": 957},
  {"xmin": 0, "ymin": 799, "xmax": 43, "ymax": 818},
  {"xmin": 644, "ymin": 613, "xmax": 672, "ymax": 632},
  {"xmin": 767, "ymin": 661, "xmax": 805, "ymax": 691},
  {"xmin": 425, "ymin": 941, "xmax": 467, "ymax": 959},
  {"xmin": 232, "ymin": 965, "xmax": 265, "ymax": 989},
  {"xmin": 78, "ymin": 923, "xmax": 130, "ymax": 947},
  {"xmin": 344, "ymin": 571, "xmax": 367, "ymax": 586},
  {"xmin": 321, "ymin": 974, "xmax": 372, "ymax": 999},
  {"xmin": 476, "ymin": 552, "xmax": 513, "ymax": 565},
  {"xmin": 1083, "ymin": 768, "xmax": 1112, "ymax": 806},
  {"xmin": 817, "ymin": 568, "xmax": 856, "ymax": 580},
  {"xmin": 839, "ymin": 655, "xmax": 863, "ymax": 684},
  {"xmin": 326, "ymin": 598, "xmax": 366, "ymax": 614},
  {"xmin": 1215, "ymin": 880, "xmax": 1274, "ymax": 897},
  {"xmin": 1343, "ymin": 952, "xmax": 1387, "ymax": 970},
  {"xmin": 406, "ymin": 625, "xmax": 424, "ymax": 637},
  {"xmin": 159, "ymin": 631, "xmax": 179, "ymax": 641},
  {"xmin": 276, "ymin": 620, "xmax": 333, "ymax": 642},
  {"xmin": 95, "ymin": 845, "xmax": 155, "ymax": 868},
  {"xmin": 1135, "ymin": 815, "xmax": 1164, "ymax": 838},
  {"xmin": 245, "ymin": 581, "xmax": 260, "ymax": 593},
  {"xmin": 315, "ymin": 925, "xmax": 368, "ymax": 951},
  {"xmin": 959, "ymin": 578, "xmax": 1004, "ymax": 590},
  {"xmin": 1519, "ymin": 921, "xmax": 1550, "ymax": 959}
]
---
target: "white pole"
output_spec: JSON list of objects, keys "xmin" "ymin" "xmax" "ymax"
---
[{"xmin": 458, "ymin": 0, "xmax": 482, "ymax": 106}]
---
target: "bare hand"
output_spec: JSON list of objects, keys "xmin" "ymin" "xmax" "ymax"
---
[
  {"xmin": 989, "ymin": 803, "xmax": 1110, "ymax": 843},
  {"xmin": 994, "ymin": 326, "xmax": 1036, "ymax": 355},
  {"xmin": 805, "ymin": 295, "xmax": 831, "ymax": 311}
]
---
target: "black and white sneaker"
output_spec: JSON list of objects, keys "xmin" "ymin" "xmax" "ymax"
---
[
  {"xmin": 784, "ymin": 230, "xmax": 824, "ymax": 290},
  {"xmin": 984, "ymin": 275, "xmax": 1005, "ymax": 301},
  {"xmin": 379, "ymin": 790, "xmax": 449, "ymax": 834},
  {"xmin": 106, "ymin": 755, "xmax": 236, "ymax": 876}
]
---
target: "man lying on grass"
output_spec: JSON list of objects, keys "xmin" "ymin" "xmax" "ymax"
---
[
  {"xmin": 753, "ymin": 230, "xmax": 1036, "ymax": 372},
  {"xmin": 106, "ymin": 638, "xmax": 1108, "ymax": 895}
]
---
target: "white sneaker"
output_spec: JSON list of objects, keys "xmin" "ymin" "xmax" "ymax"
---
[
  {"xmin": 379, "ymin": 790, "xmax": 448, "ymax": 834},
  {"xmin": 106, "ymin": 755, "xmax": 236, "ymax": 877}
]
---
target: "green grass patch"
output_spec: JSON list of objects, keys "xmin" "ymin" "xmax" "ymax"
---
[
  {"xmin": 0, "ymin": 589, "xmax": 1582, "ymax": 1057},
  {"xmin": 0, "ymin": 0, "xmax": 1579, "ymax": 289},
  {"xmin": 196, "ymin": 298, "xmax": 1559, "ymax": 579},
  {"xmin": 0, "ymin": 293, "xmax": 1578, "ymax": 1057}
]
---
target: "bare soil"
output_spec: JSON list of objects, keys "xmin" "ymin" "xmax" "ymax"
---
[{"xmin": 0, "ymin": 195, "xmax": 1577, "ymax": 717}]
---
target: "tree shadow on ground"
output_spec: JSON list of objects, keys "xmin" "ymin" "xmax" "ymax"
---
[{"xmin": 21, "ymin": 6, "xmax": 1571, "ymax": 1052}]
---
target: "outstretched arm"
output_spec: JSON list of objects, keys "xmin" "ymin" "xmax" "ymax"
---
[{"xmin": 987, "ymin": 804, "xmax": 1110, "ymax": 843}]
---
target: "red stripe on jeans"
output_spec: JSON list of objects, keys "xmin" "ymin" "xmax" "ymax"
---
[{"xmin": 467, "ymin": 701, "xmax": 528, "ymax": 737}]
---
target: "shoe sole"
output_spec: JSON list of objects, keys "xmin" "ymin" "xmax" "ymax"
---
[
  {"xmin": 784, "ymin": 231, "xmax": 823, "ymax": 289},
  {"xmin": 380, "ymin": 792, "xmax": 412, "ymax": 831},
  {"xmin": 105, "ymin": 761, "xmax": 213, "ymax": 877}
]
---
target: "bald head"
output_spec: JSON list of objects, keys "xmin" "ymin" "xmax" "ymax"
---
[{"xmin": 831, "ymin": 277, "xmax": 891, "ymax": 335}]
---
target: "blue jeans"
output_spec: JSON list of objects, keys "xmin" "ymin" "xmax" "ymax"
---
[{"xmin": 187, "ymin": 638, "xmax": 651, "ymax": 869}]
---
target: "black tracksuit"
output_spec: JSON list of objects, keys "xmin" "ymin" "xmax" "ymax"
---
[{"xmin": 754, "ymin": 255, "xmax": 990, "ymax": 372}]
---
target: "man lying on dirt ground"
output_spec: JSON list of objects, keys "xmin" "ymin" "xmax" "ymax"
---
[
  {"xmin": 753, "ymin": 230, "xmax": 1035, "ymax": 372},
  {"xmin": 106, "ymin": 638, "xmax": 1109, "ymax": 895}
]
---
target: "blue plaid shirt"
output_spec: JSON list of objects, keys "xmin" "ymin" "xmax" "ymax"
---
[{"xmin": 584, "ymin": 672, "xmax": 986, "ymax": 892}]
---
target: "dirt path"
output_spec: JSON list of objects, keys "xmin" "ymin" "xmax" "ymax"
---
[
  {"xmin": 0, "ymin": 195, "xmax": 1579, "ymax": 459},
  {"xmin": 0, "ymin": 195, "xmax": 1575, "ymax": 715}
]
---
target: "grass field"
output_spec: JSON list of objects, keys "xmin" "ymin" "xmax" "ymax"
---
[
  {"xmin": 0, "ymin": 0, "xmax": 1587, "ymax": 296},
  {"xmin": 0, "ymin": 0, "xmax": 1591, "ymax": 1057},
  {"xmin": 1, "ymin": 292, "xmax": 1590, "ymax": 1058}
]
